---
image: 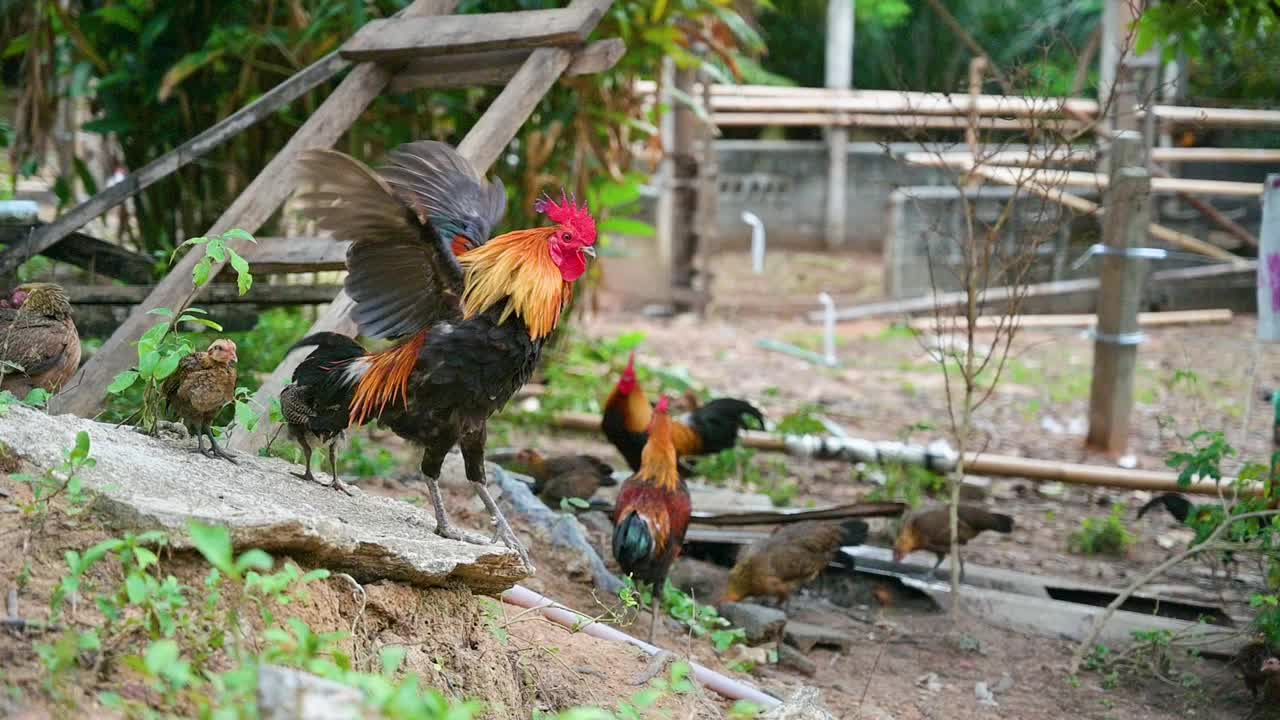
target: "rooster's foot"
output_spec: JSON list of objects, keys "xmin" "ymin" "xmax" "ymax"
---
[
  {"xmin": 628, "ymin": 650, "xmax": 677, "ymax": 686},
  {"xmin": 491, "ymin": 523, "xmax": 533, "ymax": 571},
  {"xmin": 292, "ymin": 470, "xmax": 324, "ymax": 486},
  {"xmin": 433, "ymin": 521, "xmax": 491, "ymax": 547},
  {"xmin": 329, "ymin": 476, "xmax": 355, "ymax": 497}
]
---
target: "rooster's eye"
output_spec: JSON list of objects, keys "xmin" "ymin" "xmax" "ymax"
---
[{"xmin": 562, "ymin": 232, "xmax": 572, "ymax": 241}]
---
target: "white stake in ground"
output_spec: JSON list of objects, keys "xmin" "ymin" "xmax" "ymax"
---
[
  {"xmin": 742, "ymin": 210, "xmax": 766, "ymax": 274},
  {"xmin": 818, "ymin": 291, "xmax": 838, "ymax": 366}
]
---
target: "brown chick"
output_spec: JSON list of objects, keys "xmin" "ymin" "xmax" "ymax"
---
[
  {"xmin": 720, "ymin": 519, "xmax": 868, "ymax": 610},
  {"xmin": 0, "ymin": 283, "xmax": 81, "ymax": 398},
  {"xmin": 1260, "ymin": 657, "xmax": 1280, "ymax": 702},
  {"xmin": 892, "ymin": 505, "xmax": 1014, "ymax": 581},
  {"xmin": 164, "ymin": 339, "xmax": 238, "ymax": 463},
  {"xmin": 1236, "ymin": 640, "xmax": 1275, "ymax": 699},
  {"xmin": 514, "ymin": 448, "xmax": 617, "ymax": 506}
]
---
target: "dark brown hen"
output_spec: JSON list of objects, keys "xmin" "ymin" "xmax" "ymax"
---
[
  {"xmin": 512, "ymin": 448, "xmax": 616, "ymax": 506},
  {"xmin": 164, "ymin": 338, "xmax": 238, "ymax": 463},
  {"xmin": 0, "ymin": 283, "xmax": 80, "ymax": 398},
  {"xmin": 892, "ymin": 504, "xmax": 1014, "ymax": 580},
  {"xmin": 720, "ymin": 519, "xmax": 868, "ymax": 609}
]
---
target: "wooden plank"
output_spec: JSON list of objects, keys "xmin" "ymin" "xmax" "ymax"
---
[
  {"xmin": 809, "ymin": 260, "xmax": 1257, "ymax": 323},
  {"xmin": 1152, "ymin": 147, "xmax": 1280, "ymax": 164},
  {"xmin": 230, "ymin": 0, "xmax": 613, "ymax": 452},
  {"xmin": 389, "ymin": 38, "xmax": 624, "ymax": 93},
  {"xmin": 1150, "ymin": 104, "xmax": 1280, "ymax": 128},
  {"xmin": 64, "ymin": 283, "xmax": 341, "ymax": 305},
  {"xmin": 0, "ymin": 51, "xmax": 352, "ymax": 280},
  {"xmin": 1087, "ymin": 133, "xmax": 1148, "ymax": 454},
  {"xmin": 913, "ymin": 147, "xmax": 1280, "ymax": 167},
  {"xmin": 340, "ymin": 4, "xmax": 606, "ymax": 62},
  {"xmin": 711, "ymin": 112, "xmax": 1084, "ymax": 132},
  {"xmin": 0, "ymin": 225, "xmax": 153, "ymax": 284},
  {"xmin": 49, "ymin": 0, "xmax": 461, "ymax": 417},
  {"xmin": 241, "ymin": 236, "xmax": 348, "ymax": 273},
  {"xmin": 1259, "ymin": 174, "xmax": 1280, "ymax": 342}
]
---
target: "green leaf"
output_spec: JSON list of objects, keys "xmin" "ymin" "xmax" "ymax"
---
[
  {"xmin": 233, "ymin": 400, "xmax": 259, "ymax": 433},
  {"xmin": 138, "ymin": 320, "xmax": 171, "ymax": 356},
  {"xmin": 108, "ymin": 370, "xmax": 139, "ymax": 394},
  {"xmin": 595, "ymin": 180, "xmax": 643, "ymax": 209},
  {"xmin": 599, "ymin": 217, "xmax": 656, "ymax": 238},
  {"xmin": 126, "ymin": 573, "xmax": 148, "ymax": 604},
  {"xmin": 228, "ymin": 249, "xmax": 252, "ymax": 295},
  {"xmin": 138, "ymin": 350, "xmax": 160, "ymax": 380},
  {"xmin": 205, "ymin": 237, "xmax": 227, "ymax": 263},
  {"xmin": 158, "ymin": 49, "xmax": 226, "ymax": 102},
  {"xmin": 187, "ymin": 521, "xmax": 234, "ymax": 576},
  {"xmin": 222, "ymin": 228, "xmax": 256, "ymax": 244},
  {"xmin": 153, "ymin": 352, "xmax": 183, "ymax": 381},
  {"xmin": 22, "ymin": 388, "xmax": 50, "ymax": 407},
  {"xmin": 148, "ymin": 307, "xmax": 175, "ymax": 318},
  {"xmin": 380, "ymin": 645, "xmax": 407, "ymax": 678},
  {"xmin": 3, "ymin": 33, "xmax": 29, "ymax": 59},
  {"xmin": 233, "ymin": 548, "xmax": 273, "ymax": 574},
  {"xmin": 81, "ymin": 537, "xmax": 122, "ymax": 570},
  {"xmin": 133, "ymin": 546, "xmax": 159, "ymax": 570},
  {"xmin": 144, "ymin": 639, "xmax": 179, "ymax": 676},
  {"xmin": 95, "ymin": 5, "xmax": 142, "ymax": 32},
  {"xmin": 70, "ymin": 431, "xmax": 91, "ymax": 464},
  {"xmin": 192, "ymin": 257, "xmax": 212, "ymax": 288},
  {"xmin": 180, "ymin": 317, "xmax": 224, "ymax": 331}
]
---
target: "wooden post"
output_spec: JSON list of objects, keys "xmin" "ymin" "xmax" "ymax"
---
[
  {"xmin": 1098, "ymin": 0, "xmax": 1139, "ymax": 136},
  {"xmin": 824, "ymin": 0, "xmax": 854, "ymax": 248},
  {"xmin": 1258, "ymin": 174, "xmax": 1280, "ymax": 341},
  {"xmin": 1087, "ymin": 132, "xmax": 1149, "ymax": 454},
  {"xmin": 668, "ymin": 61, "xmax": 699, "ymax": 306},
  {"xmin": 49, "ymin": 0, "xmax": 460, "ymax": 417}
]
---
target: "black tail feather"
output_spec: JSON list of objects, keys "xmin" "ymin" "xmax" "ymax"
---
[
  {"xmin": 687, "ymin": 397, "xmax": 766, "ymax": 454},
  {"xmin": 1137, "ymin": 493, "xmax": 1193, "ymax": 524},
  {"xmin": 839, "ymin": 519, "xmax": 869, "ymax": 546}
]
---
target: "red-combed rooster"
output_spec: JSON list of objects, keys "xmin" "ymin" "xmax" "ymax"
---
[
  {"xmin": 602, "ymin": 352, "xmax": 764, "ymax": 474},
  {"xmin": 289, "ymin": 140, "xmax": 596, "ymax": 568},
  {"xmin": 612, "ymin": 395, "xmax": 692, "ymax": 643}
]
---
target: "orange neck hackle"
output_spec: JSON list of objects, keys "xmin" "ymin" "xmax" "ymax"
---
[
  {"xmin": 891, "ymin": 519, "xmax": 920, "ymax": 562},
  {"xmin": 458, "ymin": 227, "xmax": 571, "ymax": 340},
  {"xmin": 349, "ymin": 330, "xmax": 427, "ymax": 426},
  {"xmin": 638, "ymin": 395, "xmax": 680, "ymax": 490}
]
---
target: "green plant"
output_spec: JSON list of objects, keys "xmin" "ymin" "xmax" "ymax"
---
[
  {"xmin": 1069, "ymin": 506, "xmax": 1135, "ymax": 557},
  {"xmin": 775, "ymin": 404, "xmax": 825, "ymax": 436},
  {"xmin": 865, "ymin": 461, "xmax": 946, "ymax": 508},
  {"xmin": 339, "ymin": 435, "xmax": 399, "ymax": 479},
  {"xmin": 107, "ymin": 229, "xmax": 259, "ymax": 436},
  {"xmin": 692, "ymin": 447, "xmax": 798, "ymax": 506},
  {"xmin": 621, "ymin": 578, "xmax": 746, "ymax": 654},
  {"xmin": 12, "ymin": 430, "xmax": 94, "ymax": 524},
  {"xmin": 0, "ymin": 387, "xmax": 52, "ymax": 415}
]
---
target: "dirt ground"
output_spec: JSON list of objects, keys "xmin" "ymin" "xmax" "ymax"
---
[{"xmin": 3, "ymin": 249, "xmax": 1277, "ymax": 719}]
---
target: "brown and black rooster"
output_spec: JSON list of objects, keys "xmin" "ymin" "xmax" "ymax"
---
[
  {"xmin": 612, "ymin": 395, "xmax": 692, "ymax": 643},
  {"xmin": 602, "ymin": 352, "xmax": 764, "ymax": 474},
  {"xmin": 288, "ymin": 140, "xmax": 596, "ymax": 568},
  {"xmin": 892, "ymin": 504, "xmax": 1014, "ymax": 580},
  {"xmin": 0, "ymin": 282, "xmax": 81, "ymax": 397},
  {"xmin": 720, "ymin": 519, "xmax": 868, "ymax": 609},
  {"xmin": 164, "ymin": 338, "xmax": 238, "ymax": 462},
  {"xmin": 511, "ymin": 448, "xmax": 616, "ymax": 506},
  {"xmin": 278, "ymin": 333, "xmax": 365, "ymax": 495}
]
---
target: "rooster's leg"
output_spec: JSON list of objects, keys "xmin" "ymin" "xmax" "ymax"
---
[
  {"xmin": 327, "ymin": 443, "xmax": 353, "ymax": 496},
  {"xmin": 648, "ymin": 594, "xmax": 660, "ymax": 644},
  {"xmin": 461, "ymin": 429, "xmax": 532, "ymax": 570},
  {"xmin": 291, "ymin": 437, "xmax": 319, "ymax": 483},
  {"xmin": 420, "ymin": 447, "xmax": 488, "ymax": 546},
  {"xmin": 205, "ymin": 427, "xmax": 237, "ymax": 464},
  {"xmin": 194, "ymin": 429, "xmax": 206, "ymax": 456}
]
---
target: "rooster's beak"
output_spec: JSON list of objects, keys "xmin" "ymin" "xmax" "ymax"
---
[{"xmin": 582, "ymin": 246, "xmax": 596, "ymax": 259}]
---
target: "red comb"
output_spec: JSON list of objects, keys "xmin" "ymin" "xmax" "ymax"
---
[
  {"xmin": 625, "ymin": 351, "xmax": 635, "ymax": 371},
  {"xmin": 534, "ymin": 189, "xmax": 596, "ymax": 246},
  {"xmin": 655, "ymin": 395, "xmax": 671, "ymax": 413}
]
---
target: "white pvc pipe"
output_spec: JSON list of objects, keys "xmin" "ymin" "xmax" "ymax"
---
[
  {"xmin": 741, "ymin": 210, "xmax": 766, "ymax": 274},
  {"xmin": 501, "ymin": 585, "xmax": 781, "ymax": 709},
  {"xmin": 818, "ymin": 292, "xmax": 838, "ymax": 366}
]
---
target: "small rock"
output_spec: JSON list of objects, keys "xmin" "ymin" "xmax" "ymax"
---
[
  {"xmin": 960, "ymin": 475, "xmax": 991, "ymax": 501},
  {"xmin": 670, "ymin": 558, "xmax": 729, "ymax": 604},
  {"xmin": 576, "ymin": 510, "xmax": 614, "ymax": 538},
  {"xmin": 719, "ymin": 601, "xmax": 786, "ymax": 645},
  {"xmin": 761, "ymin": 687, "xmax": 836, "ymax": 720},
  {"xmin": 974, "ymin": 681, "xmax": 998, "ymax": 707},
  {"xmin": 259, "ymin": 665, "xmax": 362, "ymax": 720},
  {"xmin": 1067, "ymin": 416, "xmax": 1087, "ymax": 435},
  {"xmin": 992, "ymin": 672, "xmax": 1015, "ymax": 694},
  {"xmin": 1116, "ymin": 454, "xmax": 1138, "ymax": 469},
  {"xmin": 1156, "ymin": 533, "xmax": 1179, "ymax": 550},
  {"xmin": 777, "ymin": 644, "xmax": 816, "ymax": 676},
  {"xmin": 783, "ymin": 620, "xmax": 853, "ymax": 653},
  {"xmin": 991, "ymin": 481, "xmax": 1022, "ymax": 501},
  {"xmin": 1036, "ymin": 482, "xmax": 1065, "ymax": 498},
  {"xmin": 1040, "ymin": 416, "xmax": 1065, "ymax": 434},
  {"xmin": 518, "ymin": 396, "xmax": 541, "ymax": 413},
  {"xmin": 725, "ymin": 643, "xmax": 771, "ymax": 668},
  {"xmin": 915, "ymin": 672, "xmax": 943, "ymax": 693}
]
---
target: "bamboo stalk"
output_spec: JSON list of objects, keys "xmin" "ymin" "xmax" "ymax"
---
[
  {"xmin": 905, "ymin": 309, "xmax": 1234, "ymax": 330},
  {"xmin": 540, "ymin": 411, "xmax": 1251, "ymax": 497}
]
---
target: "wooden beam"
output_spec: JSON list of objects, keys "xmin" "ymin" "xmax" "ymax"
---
[
  {"xmin": 0, "ymin": 225, "xmax": 154, "ymax": 284},
  {"xmin": 712, "ymin": 112, "xmax": 1084, "ymax": 132},
  {"xmin": 340, "ymin": 3, "xmax": 607, "ymax": 62},
  {"xmin": 1259, "ymin": 175, "xmax": 1280, "ymax": 342},
  {"xmin": 64, "ymin": 283, "xmax": 341, "ymax": 305},
  {"xmin": 824, "ymin": 0, "xmax": 853, "ymax": 249},
  {"xmin": 241, "ymin": 236, "xmax": 348, "ymax": 274},
  {"xmin": 389, "ymin": 38, "xmax": 624, "ymax": 93},
  {"xmin": 907, "ymin": 309, "xmax": 1234, "ymax": 330},
  {"xmin": 0, "ymin": 51, "xmax": 351, "ymax": 280},
  {"xmin": 230, "ymin": 0, "xmax": 614, "ymax": 452},
  {"xmin": 50, "ymin": 0, "xmax": 461, "ymax": 418},
  {"xmin": 1087, "ymin": 133, "xmax": 1148, "ymax": 455},
  {"xmin": 911, "ymin": 148, "xmax": 1280, "ymax": 167}
]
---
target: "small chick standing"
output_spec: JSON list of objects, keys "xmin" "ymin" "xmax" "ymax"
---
[
  {"xmin": 513, "ymin": 448, "xmax": 616, "ymax": 506},
  {"xmin": 892, "ymin": 504, "xmax": 1013, "ymax": 580},
  {"xmin": 0, "ymin": 283, "xmax": 81, "ymax": 397},
  {"xmin": 612, "ymin": 396, "xmax": 691, "ymax": 644},
  {"xmin": 279, "ymin": 332, "xmax": 365, "ymax": 495},
  {"xmin": 164, "ymin": 338, "xmax": 238, "ymax": 463},
  {"xmin": 720, "ymin": 519, "xmax": 868, "ymax": 610}
]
